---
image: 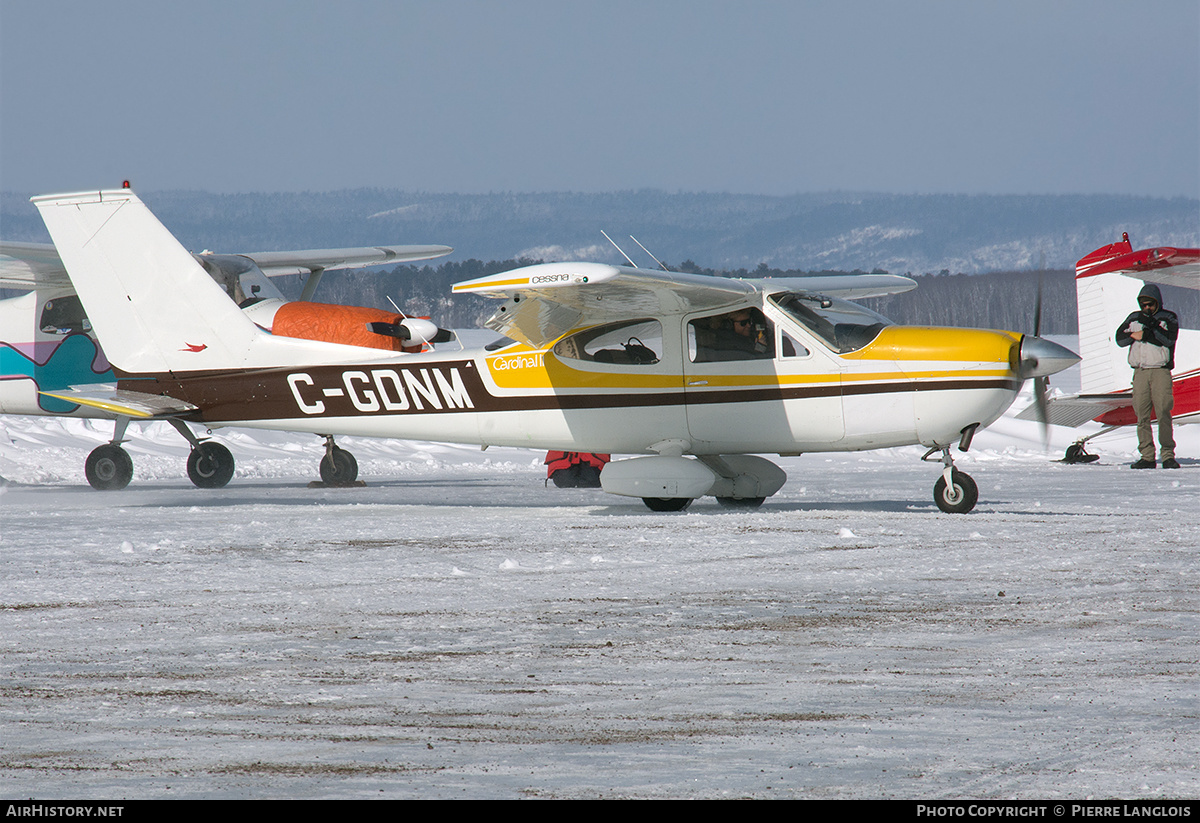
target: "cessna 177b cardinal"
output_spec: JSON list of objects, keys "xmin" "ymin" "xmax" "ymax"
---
[
  {"xmin": 1, "ymin": 190, "xmax": 453, "ymax": 488},
  {"xmin": 1016, "ymin": 233, "xmax": 1199, "ymax": 461},
  {"xmin": 30, "ymin": 188, "xmax": 1078, "ymax": 512}
]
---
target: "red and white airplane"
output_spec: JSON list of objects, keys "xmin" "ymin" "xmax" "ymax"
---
[{"xmin": 1017, "ymin": 233, "xmax": 1199, "ymax": 461}]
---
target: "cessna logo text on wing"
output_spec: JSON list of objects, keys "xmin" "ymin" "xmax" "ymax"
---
[{"xmin": 287, "ymin": 367, "xmax": 475, "ymax": 415}]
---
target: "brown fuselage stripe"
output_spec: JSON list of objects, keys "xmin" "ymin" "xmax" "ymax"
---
[{"xmin": 114, "ymin": 361, "xmax": 1019, "ymax": 424}]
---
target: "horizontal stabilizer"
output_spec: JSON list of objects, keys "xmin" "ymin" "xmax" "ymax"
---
[
  {"xmin": 1014, "ymin": 393, "xmax": 1132, "ymax": 428},
  {"xmin": 39, "ymin": 385, "xmax": 198, "ymax": 418}
]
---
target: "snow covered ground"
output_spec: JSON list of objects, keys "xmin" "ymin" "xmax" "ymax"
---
[{"xmin": 1, "ymin": 351, "xmax": 1197, "ymax": 799}]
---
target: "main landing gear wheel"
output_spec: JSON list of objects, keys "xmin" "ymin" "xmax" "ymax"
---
[
  {"xmin": 85, "ymin": 444, "xmax": 134, "ymax": 491},
  {"xmin": 187, "ymin": 442, "xmax": 235, "ymax": 489},
  {"xmin": 933, "ymin": 469, "xmax": 978, "ymax": 514},
  {"xmin": 642, "ymin": 497, "xmax": 693, "ymax": 512},
  {"xmin": 1062, "ymin": 443, "xmax": 1100, "ymax": 464},
  {"xmin": 549, "ymin": 463, "xmax": 603, "ymax": 488},
  {"xmin": 716, "ymin": 496, "xmax": 765, "ymax": 509},
  {"xmin": 319, "ymin": 446, "xmax": 359, "ymax": 486}
]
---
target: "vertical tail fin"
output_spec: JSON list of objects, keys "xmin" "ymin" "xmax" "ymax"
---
[
  {"xmin": 1075, "ymin": 236, "xmax": 1141, "ymax": 394},
  {"xmin": 32, "ymin": 190, "xmax": 261, "ymax": 374}
]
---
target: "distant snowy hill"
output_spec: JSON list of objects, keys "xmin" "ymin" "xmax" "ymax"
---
[{"xmin": 3, "ymin": 190, "xmax": 1196, "ymax": 274}]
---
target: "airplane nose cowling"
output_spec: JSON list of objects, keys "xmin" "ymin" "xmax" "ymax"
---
[{"xmin": 1018, "ymin": 335, "xmax": 1080, "ymax": 379}]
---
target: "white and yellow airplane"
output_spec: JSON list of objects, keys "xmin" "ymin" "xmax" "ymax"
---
[
  {"xmin": 1, "ymin": 189, "xmax": 453, "ymax": 488},
  {"xmin": 28, "ymin": 188, "xmax": 1078, "ymax": 512}
]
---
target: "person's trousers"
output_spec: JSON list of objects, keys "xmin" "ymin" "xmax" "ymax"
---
[{"xmin": 1132, "ymin": 367, "xmax": 1175, "ymax": 461}]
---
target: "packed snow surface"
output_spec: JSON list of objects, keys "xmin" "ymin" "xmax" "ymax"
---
[{"xmin": 1, "ymin": 366, "xmax": 1197, "ymax": 799}]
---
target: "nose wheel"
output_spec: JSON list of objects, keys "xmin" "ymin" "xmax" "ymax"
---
[
  {"xmin": 924, "ymin": 444, "xmax": 979, "ymax": 513},
  {"xmin": 933, "ymin": 468, "xmax": 978, "ymax": 513}
]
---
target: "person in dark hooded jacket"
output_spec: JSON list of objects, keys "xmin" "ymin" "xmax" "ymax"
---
[{"xmin": 1115, "ymin": 283, "xmax": 1179, "ymax": 468}]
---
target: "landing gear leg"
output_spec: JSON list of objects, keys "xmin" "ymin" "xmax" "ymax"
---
[
  {"xmin": 319, "ymin": 435, "xmax": 359, "ymax": 486},
  {"xmin": 85, "ymin": 417, "xmax": 133, "ymax": 491},
  {"xmin": 169, "ymin": 419, "xmax": 235, "ymax": 488},
  {"xmin": 924, "ymin": 445, "xmax": 978, "ymax": 514}
]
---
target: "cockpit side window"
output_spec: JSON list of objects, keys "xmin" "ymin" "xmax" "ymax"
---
[
  {"xmin": 40, "ymin": 295, "xmax": 91, "ymax": 335},
  {"xmin": 553, "ymin": 319, "xmax": 662, "ymax": 365},
  {"xmin": 689, "ymin": 307, "xmax": 775, "ymax": 362},
  {"xmin": 769, "ymin": 292, "xmax": 891, "ymax": 354},
  {"xmin": 780, "ymin": 330, "xmax": 809, "ymax": 358}
]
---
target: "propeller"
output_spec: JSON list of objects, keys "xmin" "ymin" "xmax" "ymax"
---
[
  {"xmin": 1017, "ymin": 278, "xmax": 1079, "ymax": 449},
  {"xmin": 367, "ymin": 317, "xmax": 448, "ymax": 344},
  {"xmin": 1033, "ymin": 279, "xmax": 1049, "ymax": 448}
]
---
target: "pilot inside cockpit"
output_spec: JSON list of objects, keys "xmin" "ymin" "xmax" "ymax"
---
[{"xmin": 692, "ymin": 307, "xmax": 774, "ymax": 361}]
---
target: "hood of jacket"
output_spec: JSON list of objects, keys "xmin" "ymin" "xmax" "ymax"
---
[{"xmin": 1138, "ymin": 283, "xmax": 1164, "ymax": 309}]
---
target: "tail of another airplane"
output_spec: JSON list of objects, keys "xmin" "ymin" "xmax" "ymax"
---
[{"xmin": 1074, "ymin": 236, "xmax": 1147, "ymax": 395}]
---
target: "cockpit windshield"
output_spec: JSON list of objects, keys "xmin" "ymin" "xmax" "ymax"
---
[
  {"xmin": 197, "ymin": 255, "xmax": 287, "ymax": 307},
  {"xmin": 769, "ymin": 292, "xmax": 892, "ymax": 353}
]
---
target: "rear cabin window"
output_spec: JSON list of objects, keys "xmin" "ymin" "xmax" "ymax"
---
[{"xmin": 553, "ymin": 319, "xmax": 662, "ymax": 365}]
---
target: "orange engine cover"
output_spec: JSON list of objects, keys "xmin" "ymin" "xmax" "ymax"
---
[{"xmin": 271, "ymin": 302, "xmax": 422, "ymax": 352}]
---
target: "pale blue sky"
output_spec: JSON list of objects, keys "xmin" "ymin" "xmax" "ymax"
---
[{"xmin": 2, "ymin": 0, "xmax": 1197, "ymax": 197}]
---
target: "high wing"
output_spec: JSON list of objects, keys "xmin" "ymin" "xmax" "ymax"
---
[
  {"xmin": 1, "ymin": 239, "xmax": 452, "ymax": 291},
  {"xmin": 452, "ymin": 261, "xmax": 916, "ymax": 348},
  {"xmin": 0, "ymin": 241, "xmax": 69, "ymax": 289},
  {"xmin": 236, "ymin": 245, "xmax": 453, "ymax": 277}
]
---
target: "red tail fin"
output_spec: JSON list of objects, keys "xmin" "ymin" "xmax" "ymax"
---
[{"xmin": 1076, "ymin": 232, "xmax": 1134, "ymax": 278}]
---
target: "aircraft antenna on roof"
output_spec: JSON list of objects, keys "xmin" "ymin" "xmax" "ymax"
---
[
  {"xmin": 600, "ymin": 230, "xmax": 638, "ymax": 268},
  {"xmin": 629, "ymin": 235, "xmax": 670, "ymax": 272}
]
